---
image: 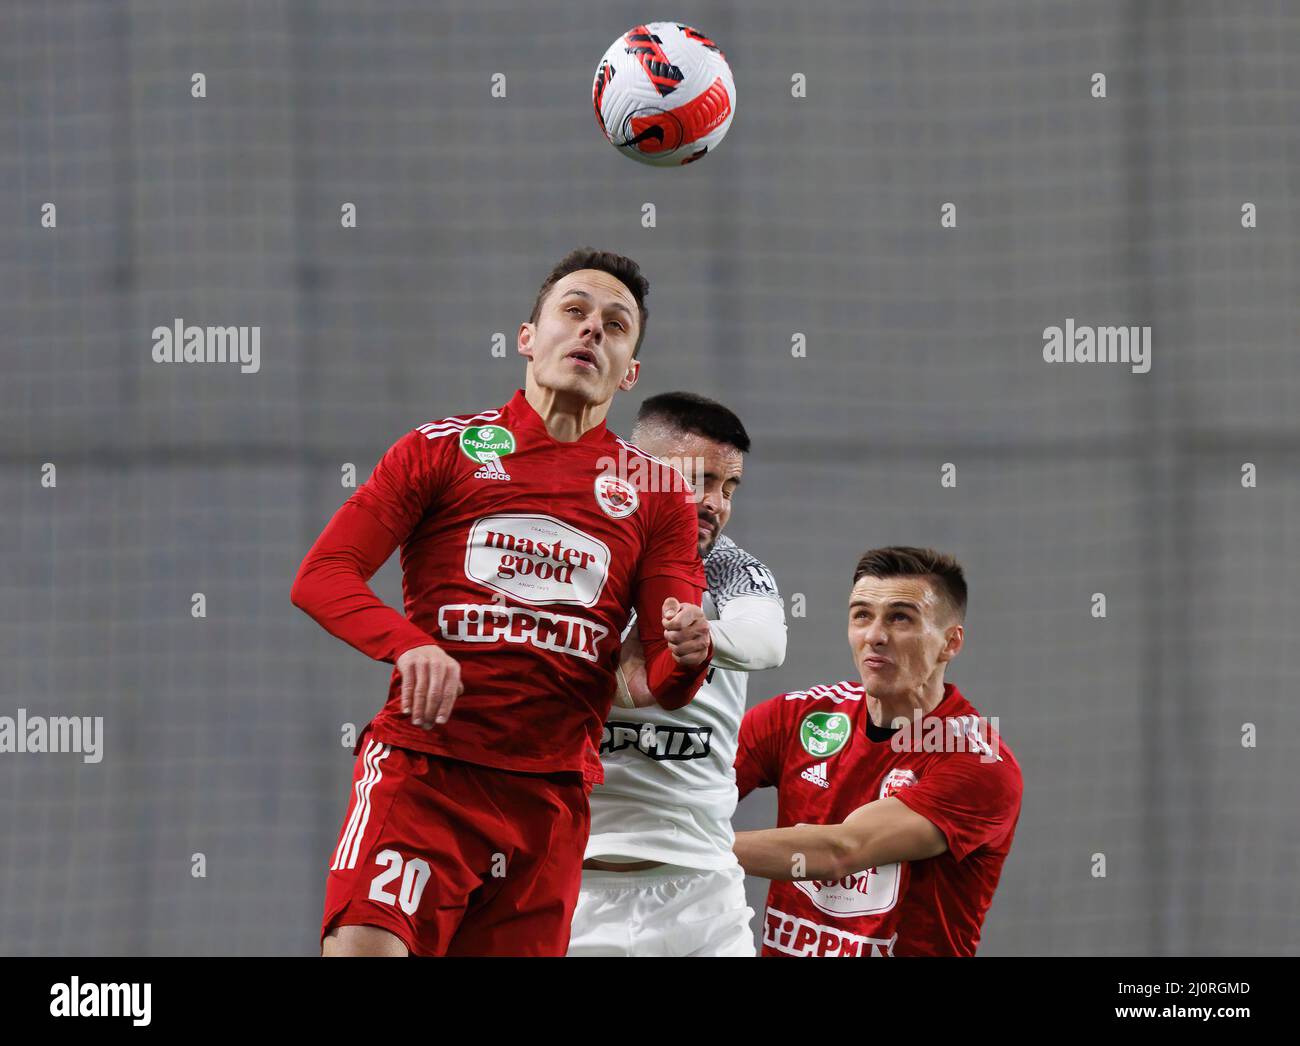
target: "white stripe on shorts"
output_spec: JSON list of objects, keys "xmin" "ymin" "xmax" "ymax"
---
[{"xmin": 331, "ymin": 740, "xmax": 390, "ymax": 871}]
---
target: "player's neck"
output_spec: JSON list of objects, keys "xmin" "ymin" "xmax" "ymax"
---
[
  {"xmin": 864, "ymin": 674, "xmax": 947, "ymax": 728},
  {"xmin": 523, "ymin": 381, "xmax": 610, "ymax": 443}
]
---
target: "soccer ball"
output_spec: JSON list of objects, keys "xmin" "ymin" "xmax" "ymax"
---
[{"xmin": 592, "ymin": 22, "xmax": 736, "ymax": 167}]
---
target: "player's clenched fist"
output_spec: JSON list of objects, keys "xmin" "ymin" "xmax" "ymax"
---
[
  {"xmin": 661, "ymin": 597, "xmax": 710, "ymax": 667},
  {"xmin": 396, "ymin": 644, "xmax": 464, "ymax": 729}
]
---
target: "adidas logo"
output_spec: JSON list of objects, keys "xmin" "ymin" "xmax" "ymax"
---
[
  {"xmin": 473, "ymin": 455, "xmax": 511, "ymax": 482},
  {"xmin": 800, "ymin": 761, "xmax": 830, "ymax": 789}
]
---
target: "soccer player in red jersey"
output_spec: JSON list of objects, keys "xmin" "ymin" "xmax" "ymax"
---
[
  {"xmin": 734, "ymin": 547, "xmax": 1022, "ymax": 956},
  {"xmin": 291, "ymin": 248, "xmax": 713, "ymax": 956}
]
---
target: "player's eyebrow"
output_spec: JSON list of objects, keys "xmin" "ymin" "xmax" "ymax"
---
[
  {"xmin": 559, "ymin": 288, "xmax": 634, "ymax": 321},
  {"xmin": 849, "ymin": 599, "xmax": 920, "ymax": 612}
]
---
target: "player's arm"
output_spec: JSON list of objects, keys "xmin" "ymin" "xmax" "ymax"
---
[
  {"xmin": 709, "ymin": 595, "xmax": 786, "ymax": 672},
  {"xmin": 290, "ymin": 430, "xmax": 462, "ymax": 728},
  {"xmin": 614, "ymin": 582, "xmax": 784, "ymax": 708},
  {"xmin": 732, "ymin": 797, "xmax": 947, "ymax": 881},
  {"xmin": 633, "ymin": 575, "xmax": 712, "ymax": 711},
  {"xmin": 629, "ymin": 486, "xmax": 714, "ymax": 711},
  {"xmin": 733, "ymin": 695, "xmax": 783, "ymax": 801}
]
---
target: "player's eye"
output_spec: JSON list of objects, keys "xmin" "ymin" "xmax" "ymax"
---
[
  {"xmin": 606, "ymin": 320, "xmax": 624, "ymax": 331},
  {"xmin": 566, "ymin": 305, "xmax": 583, "ymax": 316},
  {"xmin": 892, "ymin": 612, "xmax": 910, "ymax": 622}
]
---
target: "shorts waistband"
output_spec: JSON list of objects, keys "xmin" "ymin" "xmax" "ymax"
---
[{"xmin": 579, "ymin": 863, "xmax": 730, "ymax": 888}]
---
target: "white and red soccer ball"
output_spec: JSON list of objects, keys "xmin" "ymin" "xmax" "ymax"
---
[{"xmin": 592, "ymin": 22, "xmax": 736, "ymax": 166}]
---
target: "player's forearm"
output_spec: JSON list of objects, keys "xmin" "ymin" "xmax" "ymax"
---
[
  {"xmin": 291, "ymin": 556, "xmax": 434, "ymax": 664},
  {"xmin": 634, "ymin": 573, "xmax": 710, "ymax": 710},
  {"xmin": 709, "ymin": 598, "xmax": 787, "ymax": 671},
  {"xmin": 644, "ymin": 635, "xmax": 713, "ymax": 710},
  {"xmin": 733, "ymin": 824, "xmax": 852, "ymax": 881}
]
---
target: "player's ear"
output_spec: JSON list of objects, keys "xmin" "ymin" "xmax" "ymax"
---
[
  {"xmin": 618, "ymin": 358, "xmax": 640, "ymax": 391},
  {"xmin": 517, "ymin": 321, "xmax": 535, "ymax": 361},
  {"xmin": 937, "ymin": 622, "xmax": 964, "ymax": 663}
]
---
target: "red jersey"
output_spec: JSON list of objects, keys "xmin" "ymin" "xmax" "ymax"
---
[
  {"xmin": 736, "ymin": 680, "xmax": 1022, "ymax": 956},
  {"xmin": 292, "ymin": 389, "xmax": 709, "ymax": 781}
]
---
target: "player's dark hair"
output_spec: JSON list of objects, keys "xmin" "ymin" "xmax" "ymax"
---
[
  {"xmin": 852, "ymin": 546, "xmax": 967, "ymax": 622},
  {"xmin": 635, "ymin": 391, "xmax": 751, "ymax": 453},
  {"xmin": 530, "ymin": 247, "xmax": 650, "ymax": 358}
]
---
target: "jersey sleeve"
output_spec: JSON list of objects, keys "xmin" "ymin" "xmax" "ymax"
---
[
  {"xmin": 347, "ymin": 428, "xmax": 450, "ymax": 544},
  {"xmin": 290, "ymin": 428, "xmax": 450, "ymax": 664},
  {"xmin": 289, "ymin": 502, "xmax": 437, "ymax": 664},
  {"xmin": 705, "ymin": 542, "xmax": 782, "ymax": 612},
  {"xmin": 710, "ymin": 595, "xmax": 787, "ymax": 672},
  {"xmin": 634, "ymin": 574, "xmax": 711, "ymax": 711},
  {"xmin": 735, "ymin": 695, "xmax": 787, "ymax": 801},
  {"xmin": 628, "ymin": 488, "xmax": 711, "ymax": 710},
  {"xmin": 635, "ymin": 487, "xmax": 707, "ymax": 588},
  {"xmin": 891, "ymin": 751, "xmax": 1023, "ymax": 862}
]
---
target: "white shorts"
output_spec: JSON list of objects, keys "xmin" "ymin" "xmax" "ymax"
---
[{"xmin": 567, "ymin": 863, "xmax": 756, "ymax": 957}]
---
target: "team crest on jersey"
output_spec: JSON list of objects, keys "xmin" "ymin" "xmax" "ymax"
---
[
  {"xmin": 799, "ymin": 711, "xmax": 851, "ymax": 757},
  {"xmin": 879, "ymin": 768, "xmax": 917, "ymax": 799},
  {"xmin": 594, "ymin": 473, "xmax": 639, "ymax": 519}
]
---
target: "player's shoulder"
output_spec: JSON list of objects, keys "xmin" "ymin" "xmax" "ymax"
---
[
  {"xmin": 411, "ymin": 407, "xmax": 507, "ymax": 446},
  {"xmin": 377, "ymin": 407, "xmax": 509, "ymax": 472},
  {"xmin": 750, "ymin": 679, "xmax": 864, "ymax": 726},
  {"xmin": 705, "ymin": 535, "xmax": 781, "ymax": 601},
  {"xmin": 927, "ymin": 687, "xmax": 1023, "ymax": 791},
  {"xmin": 608, "ymin": 432, "xmax": 693, "ymax": 487},
  {"xmin": 705, "ymin": 533, "xmax": 755, "ymax": 568},
  {"xmin": 603, "ymin": 431, "xmax": 698, "ymax": 516},
  {"xmin": 779, "ymin": 679, "xmax": 865, "ymax": 706}
]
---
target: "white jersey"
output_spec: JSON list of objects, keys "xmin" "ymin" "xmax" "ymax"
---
[{"xmin": 586, "ymin": 535, "xmax": 785, "ymax": 870}]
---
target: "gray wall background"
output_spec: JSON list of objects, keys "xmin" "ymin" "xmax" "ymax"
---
[{"xmin": 2, "ymin": 0, "xmax": 1297, "ymax": 955}]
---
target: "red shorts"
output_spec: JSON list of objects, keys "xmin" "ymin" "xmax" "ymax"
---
[{"xmin": 321, "ymin": 736, "xmax": 591, "ymax": 956}]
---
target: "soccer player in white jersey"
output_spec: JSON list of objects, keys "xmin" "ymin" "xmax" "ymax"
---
[{"xmin": 567, "ymin": 392, "xmax": 787, "ymax": 956}]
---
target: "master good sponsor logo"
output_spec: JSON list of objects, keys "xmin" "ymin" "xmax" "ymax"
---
[
  {"xmin": 799, "ymin": 711, "xmax": 850, "ymax": 757},
  {"xmin": 763, "ymin": 906, "xmax": 897, "ymax": 957},
  {"xmin": 792, "ymin": 862, "xmax": 901, "ymax": 918},
  {"xmin": 465, "ymin": 514, "xmax": 610, "ymax": 607}
]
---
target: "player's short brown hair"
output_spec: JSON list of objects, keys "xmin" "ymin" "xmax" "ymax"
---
[
  {"xmin": 530, "ymin": 247, "xmax": 650, "ymax": 358},
  {"xmin": 852, "ymin": 546, "xmax": 968, "ymax": 622}
]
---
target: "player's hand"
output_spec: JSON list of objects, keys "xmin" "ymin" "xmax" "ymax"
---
[
  {"xmin": 614, "ymin": 630, "xmax": 656, "ymax": 708},
  {"xmin": 661, "ymin": 597, "xmax": 710, "ymax": 668},
  {"xmin": 396, "ymin": 644, "xmax": 463, "ymax": 729}
]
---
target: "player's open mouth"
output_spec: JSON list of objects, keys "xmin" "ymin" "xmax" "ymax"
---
[{"xmin": 566, "ymin": 348, "xmax": 598, "ymax": 370}]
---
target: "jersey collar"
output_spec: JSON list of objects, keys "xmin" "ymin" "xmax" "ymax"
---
[{"xmin": 860, "ymin": 682, "xmax": 963, "ymax": 740}]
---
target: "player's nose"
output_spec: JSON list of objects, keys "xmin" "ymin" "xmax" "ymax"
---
[{"xmin": 861, "ymin": 621, "xmax": 888, "ymax": 646}]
